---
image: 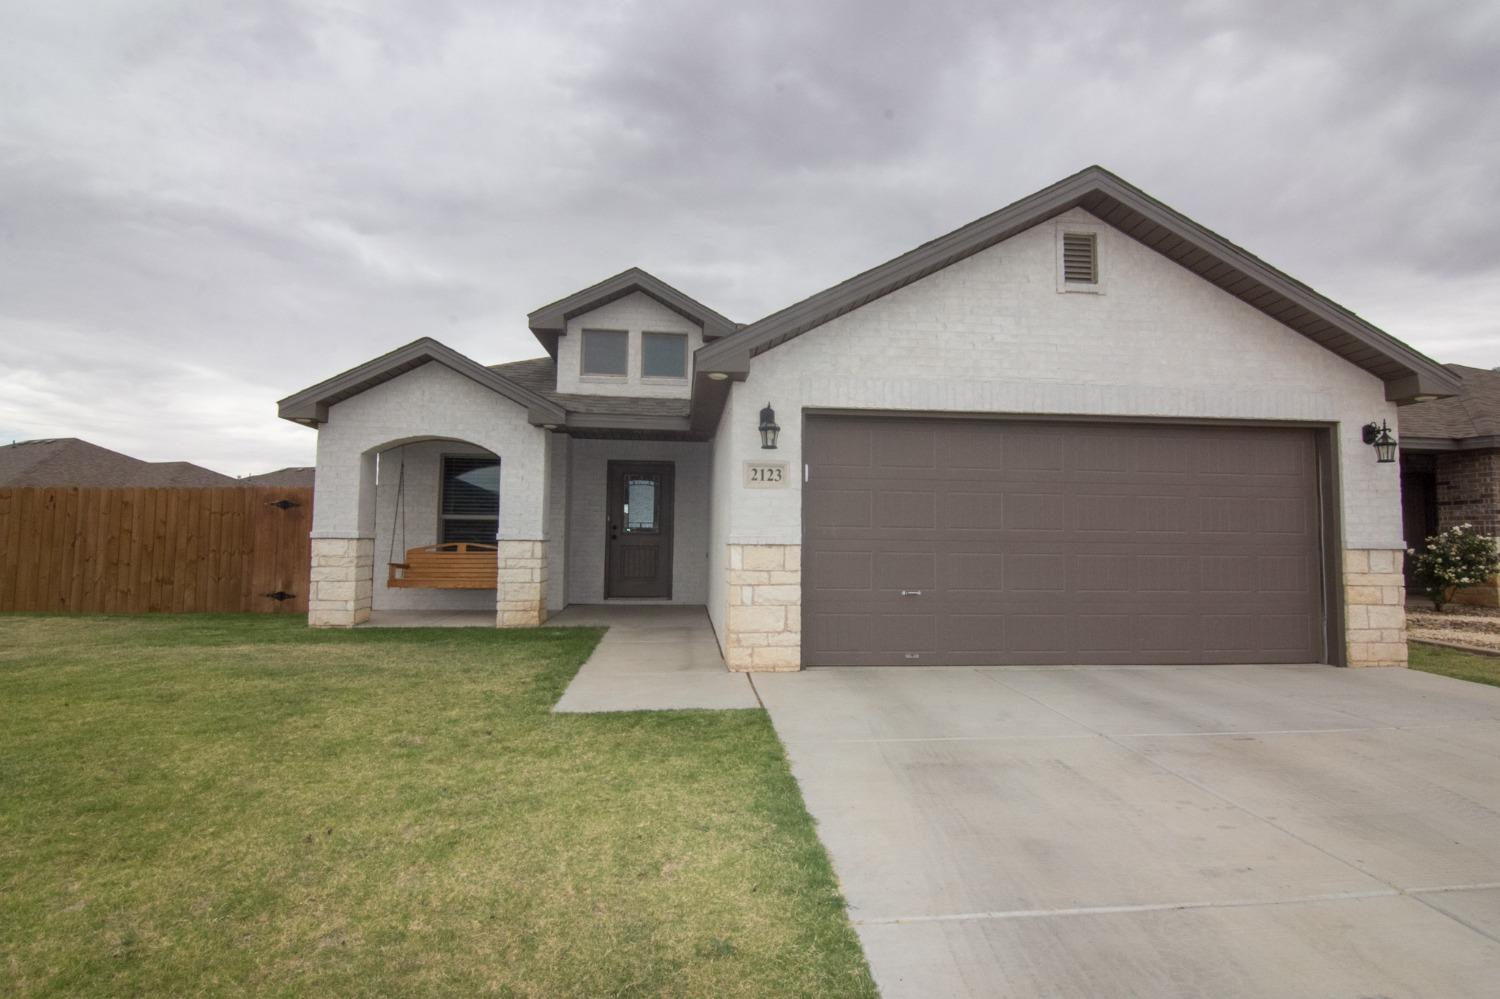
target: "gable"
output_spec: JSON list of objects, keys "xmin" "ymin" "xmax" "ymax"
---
[
  {"xmin": 694, "ymin": 166, "xmax": 1458, "ymax": 404},
  {"xmin": 527, "ymin": 267, "xmax": 737, "ymax": 358},
  {"xmin": 748, "ymin": 208, "xmax": 1392, "ymax": 406},
  {"xmin": 278, "ymin": 337, "xmax": 565, "ymax": 428}
]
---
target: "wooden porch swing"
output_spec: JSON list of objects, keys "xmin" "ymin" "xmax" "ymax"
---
[{"xmin": 383, "ymin": 448, "xmax": 498, "ymax": 590}]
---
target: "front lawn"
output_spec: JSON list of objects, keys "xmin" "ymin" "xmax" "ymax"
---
[
  {"xmin": 1410, "ymin": 640, "xmax": 1500, "ymax": 689},
  {"xmin": 0, "ymin": 615, "xmax": 874, "ymax": 998}
]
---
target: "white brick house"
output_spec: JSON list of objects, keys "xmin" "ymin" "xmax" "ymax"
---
[{"xmin": 279, "ymin": 167, "xmax": 1459, "ymax": 669}]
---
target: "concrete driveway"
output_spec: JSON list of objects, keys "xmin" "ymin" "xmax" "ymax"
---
[{"xmin": 754, "ymin": 663, "xmax": 1500, "ymax": 998}]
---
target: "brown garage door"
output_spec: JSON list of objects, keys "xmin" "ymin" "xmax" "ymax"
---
[{"xmin": 803, "ymin": 416, "xmax": 1326, "ymax": 666}]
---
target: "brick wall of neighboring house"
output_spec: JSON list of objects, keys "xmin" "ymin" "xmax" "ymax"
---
[
  {"xmin": 706, "ymin": 206, "xmax": 1404, "ymax": 668},
  {"xmin": 1435, "ymin": 448, "xmax": 1500, "ymax": 607},
  {"xmin": 1436, "ymin": 449, "xmax": 1500, "ymax": 536}
]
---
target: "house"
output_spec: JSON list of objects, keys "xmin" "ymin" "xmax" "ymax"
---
[
  {"xmin": 0, "ymin": 438, "xmax": 236, "ymax": 487},
  {"xmin": 1399, "ymin": 364, "xmax": 1500, "ymax": 605},
  {"xmin": 242, "ymin": 466, "xmax": 316, "ymax": 488},
  {"xmin": 278, "ymin": 166, "xmax": 1459, "ymax": 669}
]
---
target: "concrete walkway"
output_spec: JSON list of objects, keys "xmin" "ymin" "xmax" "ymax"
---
[
  {"xmin": 756, "ymin": 663, "xmax": 1500, "ymax": 998},
  {"xmin": 551, "ymin": 605, "xmax": 758, "ymax": 712}
]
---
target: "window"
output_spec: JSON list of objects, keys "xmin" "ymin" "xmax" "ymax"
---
[
  {"xmin": 581, "ymin": 329, "xmax": 628, "ymax": 376},
  {"xmin": 641, "ymin": 332, "xmax": 687, "ymax": 378},
  {"xmin": 439, "ymin": 454, "xmax": 499, "ymax": 543}
]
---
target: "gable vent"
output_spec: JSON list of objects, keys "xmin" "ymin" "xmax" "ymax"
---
[{"xmin": 1062, "ymin": 232, "xmax": 1097, "ymax": 284}]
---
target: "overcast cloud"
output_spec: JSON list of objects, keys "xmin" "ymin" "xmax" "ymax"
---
[{"xmin": 2, "ymin": 0, "xmax": 1497, "ymax": 475}]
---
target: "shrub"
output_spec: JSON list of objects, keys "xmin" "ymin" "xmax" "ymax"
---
[{"xmin": 1409, "ymin": 524, "xmax": 1500, "ymax": 611}]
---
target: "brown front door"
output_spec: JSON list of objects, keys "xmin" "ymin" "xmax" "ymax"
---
[
  {"xmin": 803, "ymin": 416, "xmax": 1327, "ymax": 666},
  {"xmin": 605, "ymin": 461, "xmax": 675, "ymax": 598}
]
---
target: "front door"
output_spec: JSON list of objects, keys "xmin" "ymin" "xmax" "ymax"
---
[{"xmin": 605, "ymin": 461, "xmax": 675, "ymax": 598}]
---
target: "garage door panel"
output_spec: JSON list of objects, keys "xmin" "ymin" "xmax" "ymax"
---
[
  {"xmin": 875, "ymin": 426, "xmax": 937, "ymax": 468},
  {"xmin": 874, "ymin": 489, "xmax": 937, "ymax": 528},
  {"xmin": 1002, "ymin": 493, "xmax": 1068, "ymax": 531},
  {"xmin": 804, "ymin": 416, "xmax": 1325, "ymax": 667},
  {"xmin": 1003, "ymin": 554, "xmax": 1068, "ymax": 593},
  {"xmin": 806, "ymin": 487, "xmax": 872, "ymax": 528}
]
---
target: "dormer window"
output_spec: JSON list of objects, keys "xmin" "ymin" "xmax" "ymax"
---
[
  {"xmin": 642, "ymin": 332, "xmax": 687, "ymax": 379},
  {"xmin": 581, "ymin": 329, "xmax": 628, "ymax": 377}
]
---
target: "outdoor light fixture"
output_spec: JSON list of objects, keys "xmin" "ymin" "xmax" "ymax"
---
[
  {"xmin": 706, "ymin": 371, "xmax": 730, "ymax": 381},
  {"xmin": 758, "ymin": 403, "xmax": 780, "ymax": 450},
  {"xmin": 1361, "ymin": 420, "xmax": 1398, "ymax": 463}
]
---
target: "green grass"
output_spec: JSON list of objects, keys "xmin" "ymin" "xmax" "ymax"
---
[
  {"xmin": 1410, "ymin": 640, "xmax": 1500, "ymax": 689},
  {"xmin": 0, "ymin": 615, "xmax": 874, "ymax": 998}
]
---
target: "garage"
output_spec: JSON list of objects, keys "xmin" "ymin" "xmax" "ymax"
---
[{"xmin": 802, "ymin": 415, "xmax": 1329, "ymax": 666}]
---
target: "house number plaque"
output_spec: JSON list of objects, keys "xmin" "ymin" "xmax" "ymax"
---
[{"xmin": 743, "ymin": 461, "xmax": 788, "ymax": 489}]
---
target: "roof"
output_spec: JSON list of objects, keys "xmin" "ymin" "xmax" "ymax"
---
[
  {"xmin": 241, "ymin": 466, "xmax": 316, "ymax": 487},
  {"xmin": 488, "ymin": 357, "xmax": 694, "ymax": 439},
  {"xmin": 527, "ymin": 267, "xmax": 738, "ymax": 358},
  {"xmin": 695, "ymin": 165, "xmax": 1460, "ymax": 404},
  {"xmin": 0, "ymin": 438, "xmax": 236, "ymax": 487},
  {"xmin": 277, "ymin": 338, "xmax": 567, "ymax": 427},
  {"xmin": 1400, "ymin": 364, "xmax": 1500, "ymax": 450}
]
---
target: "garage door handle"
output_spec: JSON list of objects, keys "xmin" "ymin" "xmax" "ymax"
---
[{"xmin": 900, "ymin": 590, "xmax": 923, "ymax": 597}]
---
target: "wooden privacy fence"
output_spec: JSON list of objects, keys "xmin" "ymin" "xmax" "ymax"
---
[{"xmin": 0, "ymin": 486, "xmax": 313, "ymax": 614}]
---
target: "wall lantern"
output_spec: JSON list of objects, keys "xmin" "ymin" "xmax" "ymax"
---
[
  {"xmin": 1361, "ymin": 420, "xmax": 1398, "ymax": 463},
  {"xmin": 758, "ymin": 403, "xmax": 781, "ymax": 450}
]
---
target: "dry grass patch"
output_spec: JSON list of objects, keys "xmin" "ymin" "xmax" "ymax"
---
[{"xmin": 0, "ymin": 614, "xmax": 874, "ymax": 998}]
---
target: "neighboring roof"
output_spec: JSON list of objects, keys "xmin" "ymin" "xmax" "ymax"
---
[
  {"xmin": 1400, "ymin": 364, "xmax": 1500, "ymax": 451},
  {"xmin": 527, "ymin": 267, "xmax": 738, "ymax": 358},
  {"xmin": 241, "ymin": 466, "xmax": 316, "ymax": 487},
  {"xmin": 0, "ymin": 438, "xmax": 236, "ymax": 487},
  {"xmin": 694, "ymin": 165, "xmax": 1461, "ymax": 404},
  {"xmin": 277, "ymin": 337, "xmax": 567, "ymax": 427}
]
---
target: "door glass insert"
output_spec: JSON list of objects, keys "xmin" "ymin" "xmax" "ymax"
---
[{"xmin": 624, "ymin": 476, "xmax": 658, "ymax": 532}]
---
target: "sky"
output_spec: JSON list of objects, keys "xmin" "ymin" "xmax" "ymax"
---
[{"xmin": 1, "ymin": 0, "xmax": 1497, "ymax": 477}]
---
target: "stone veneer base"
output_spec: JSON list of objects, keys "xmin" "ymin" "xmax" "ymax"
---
[
  {"xmin": 1343, "ymin": 548, "xmax": 1408, "ymax": 667},
  {"xmin": 308, "ymin": 537, "xmax": 374, "ymax": 628},
  {"xmin": 724, "ymin": 544, "xmax": 802, "ymax": 672},
  {"xmin": 497, "ymin": 540, "xmax": 548, "ymax": 627}
]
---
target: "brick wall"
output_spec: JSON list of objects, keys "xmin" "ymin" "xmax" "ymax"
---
[
  {"xmin": 1434, "ymin": 448, "xmax": 1500, "ymax": 607},
  {"xmin": 1435, "ymin": 449, "xmax": 1500, "ymax": 536}
]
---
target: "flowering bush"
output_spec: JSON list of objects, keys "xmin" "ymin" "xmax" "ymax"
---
[{"xmin": 1408, "ymin": 524, "xmax": 1500, "ymax": 611}]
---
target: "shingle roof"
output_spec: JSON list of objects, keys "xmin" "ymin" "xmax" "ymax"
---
[
  {"xmin": 1400, "ymin": 365, "xmax": 1500, "ymax": 441},
  {"xmin": 0, "ymin": 438, "xmax": 236, "ymax": 487},
  {"xmin": 488, "ymin": 358, "xmax": 691, "ymax": 418},
  {"xmin": 241, "ymin": 466, "xmax": 316, "ymax": 487}
]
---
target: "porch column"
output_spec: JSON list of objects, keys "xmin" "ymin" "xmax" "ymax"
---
[
  {"xmin": 308, "ymin": 449, "xmax": 376, "ymax": 628},
  {"xmin": 495, "ymin": 427, "xmax": 551, "ymax": 627}
]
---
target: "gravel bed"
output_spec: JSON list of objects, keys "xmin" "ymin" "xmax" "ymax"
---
[{"xmin": 1408, "ymin": 608, "xmax": 1500, "ymax": 652}]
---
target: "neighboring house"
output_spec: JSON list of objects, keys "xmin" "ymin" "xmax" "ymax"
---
[
  {"xmin": 242, "ymin": 466, "xmax": 316, "ymax": 488},
  {"xmin": 279, "ymin": 166, "xmax": 1460, "ymax": 669},
  {"xmin": 0, "ymin": 438, "xmax": 236, "ymax": 487},
  {"xmin": 1399, "ymin": 364, "xmax": 1500, "ymax": 605}
]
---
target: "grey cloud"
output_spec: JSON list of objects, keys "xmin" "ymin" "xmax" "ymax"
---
[{"xmin": 1, "ymin": 0, "xmax": 1497, "ymax": 474}]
